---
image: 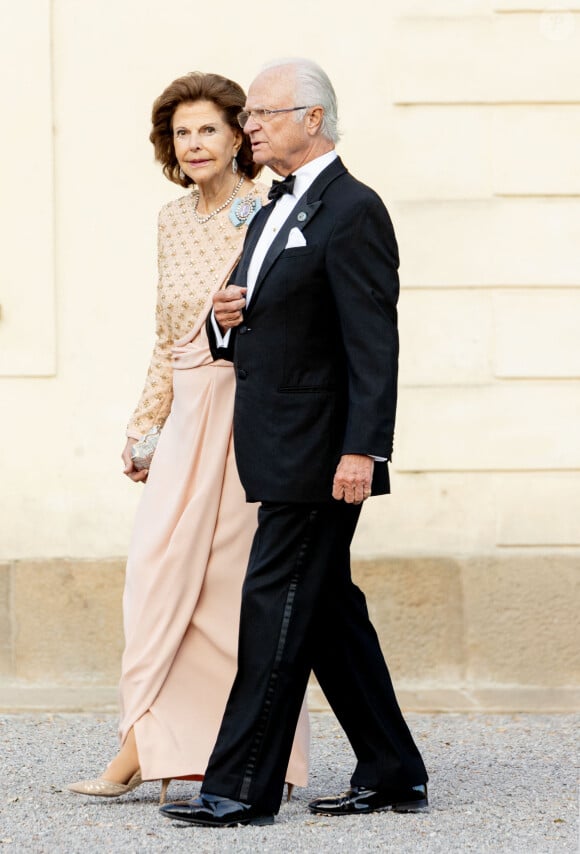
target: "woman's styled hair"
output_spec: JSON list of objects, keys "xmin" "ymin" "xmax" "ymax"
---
[
  {"xmin": 261, "ymin": 58, "xmax": 341, "ymax": 144},
  {"xmin": 150, "ymin": 71, "xmax": 259, "ymax": 188}
]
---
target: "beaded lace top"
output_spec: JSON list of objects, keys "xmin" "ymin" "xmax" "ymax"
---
[{"xmin": 127, "ymin": 182, "xmax": 268, "ymax": 437}]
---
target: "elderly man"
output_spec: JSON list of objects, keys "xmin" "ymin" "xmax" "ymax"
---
[{"xmin": 160, "ymin": 58, "xmax": 428, "ymax": 828}]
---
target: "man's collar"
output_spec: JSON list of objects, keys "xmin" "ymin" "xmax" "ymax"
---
[{"xmin": 291, "ymin": 151, "xmax": 338, "ymax": 196}]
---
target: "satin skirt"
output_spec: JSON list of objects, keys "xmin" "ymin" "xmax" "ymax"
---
[{"xmin": 118, "ymin": 326, "xmax": 309, "ymax": 783}]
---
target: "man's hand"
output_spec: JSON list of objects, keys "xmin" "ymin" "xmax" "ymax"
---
[
  {"xmin": 213, "ymin": 285, "xmax": 247, "ymax": 331},
  {"xmin": 332, "ymin": 454, "xmax": 374, "ymax": 504}
]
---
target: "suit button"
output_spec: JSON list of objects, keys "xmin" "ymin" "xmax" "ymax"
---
[
  {"xmin": 239, "ymin": 325, "xmax": 251, "ymax": 335},
  {"xmin": 237, "ymin": 369, "xmax": 248, "ymax": 380}
]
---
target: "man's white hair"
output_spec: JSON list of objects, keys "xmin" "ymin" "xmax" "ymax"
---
[{"xmin": 260, "ymin": 58, "xmax": 340, "ymax": 144}]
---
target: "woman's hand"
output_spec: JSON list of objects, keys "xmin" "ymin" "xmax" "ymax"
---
[{"xmin": 122, "ymin": 437, "xmax": 149, "ymax": 483}]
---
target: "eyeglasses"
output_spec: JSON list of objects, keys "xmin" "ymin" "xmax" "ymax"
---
[{"xmin": 237, "ymin": 106, "xmax": 312, "ymax": 128}]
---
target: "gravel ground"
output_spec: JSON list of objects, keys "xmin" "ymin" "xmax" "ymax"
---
[{"xmin": 0, "ymin": 712, "xmax": 577, "ymax": 853}]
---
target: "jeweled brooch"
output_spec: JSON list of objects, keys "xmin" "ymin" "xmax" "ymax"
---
[{"xmin": 229, "ymin": 195, "xmax": 262, "ymax": 228}]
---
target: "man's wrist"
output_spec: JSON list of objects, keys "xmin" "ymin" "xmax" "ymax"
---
[{"xmin": 211, "ymin": 311, "xmax": 232, "ymax": 347}]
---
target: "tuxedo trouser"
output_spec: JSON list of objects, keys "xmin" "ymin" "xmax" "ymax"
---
[{"xmin": 201, "ymin": 500, "xmax": 428, "ymax": 814}]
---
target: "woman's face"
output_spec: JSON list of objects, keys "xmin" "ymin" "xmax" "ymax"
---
[{"xmin": 172, "ymin": 100, "xmax": 242, "ymax": 190}]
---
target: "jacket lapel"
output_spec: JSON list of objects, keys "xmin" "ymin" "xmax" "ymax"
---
[
  {"xmin": 252, "ymin": 198, "xmax": 322, "ymax": 291},
  {"xmin": 247, "ymin": 157, "xmax": 347, "ymax": 311},
  {"xmin": 235, "ymin": 203, "xmax": 275, "ymax": 285}
]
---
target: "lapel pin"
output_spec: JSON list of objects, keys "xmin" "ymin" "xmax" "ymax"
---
[{"xmin": 297, "ymin": 211, "xmax": 307, "ymax": 222}]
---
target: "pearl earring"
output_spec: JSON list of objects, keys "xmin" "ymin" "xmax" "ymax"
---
[{"xmin": 231, "ymin": 155, "xmax": 238, "ymax": 175}]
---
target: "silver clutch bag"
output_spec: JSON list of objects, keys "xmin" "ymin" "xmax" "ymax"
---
[{"xmin": 130, "ymin": 425, "xmax": 161, "ymax": 471}]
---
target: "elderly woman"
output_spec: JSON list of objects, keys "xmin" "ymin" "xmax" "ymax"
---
[{"xmin": 68, "ymin": 72, "xmax": 309, "ymax": 802}]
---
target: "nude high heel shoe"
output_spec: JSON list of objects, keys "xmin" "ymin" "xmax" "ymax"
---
[
  {"xmin": 287, "ymin": 783, "xmax": 294, "ymax": 802},
  {"xmin": 68, "ymin": 770, "xmax": 172, "ymax": 804},
  {"xmin": 67, "ymin": 770, "xmax": 143, "ymax": 798},
  {"xmin": 159, "ymin": 778, "xmax": 171, "ymax": 805}
]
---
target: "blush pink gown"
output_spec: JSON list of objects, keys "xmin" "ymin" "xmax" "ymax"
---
[{"xmin": 119, "ymin": 189, "xmax": 309, "ymax": 785}]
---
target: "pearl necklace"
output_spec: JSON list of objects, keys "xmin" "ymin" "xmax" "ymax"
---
[{"xmin": 192, "ymin": 175, "xmax": 245, "ymax": 224}]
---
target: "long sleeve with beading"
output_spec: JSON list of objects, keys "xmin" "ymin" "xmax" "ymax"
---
[{"xmin": 126, "ymin": 207, "xmax": 175, "ymax": 439}]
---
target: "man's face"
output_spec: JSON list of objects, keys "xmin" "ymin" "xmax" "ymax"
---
[{"xmin": 243, "ymin": 68, "xmax": 310, "ymax": 176}]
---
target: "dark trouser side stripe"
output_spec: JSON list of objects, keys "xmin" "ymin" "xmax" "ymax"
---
[{"xmin": 239, "ymin": 509, "xmax": 317, "ymax": 801}]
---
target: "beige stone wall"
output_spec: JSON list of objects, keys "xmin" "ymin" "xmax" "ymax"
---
[
  {"xmin": 0, "ymin": 2, "xmax": 578, "ymax": 706},
  {"xmin": 2, "ymin": 555, "xmax": 578, "ymax": 712}
]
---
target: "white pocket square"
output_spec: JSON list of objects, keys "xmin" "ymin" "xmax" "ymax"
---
[{"xmin": 285, "ymin": 227, "xmax": 307, "ymax": 249}]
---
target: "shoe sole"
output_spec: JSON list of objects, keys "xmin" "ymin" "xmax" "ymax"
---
[
  {"xmin": 392, "ymin": 799, "xmax": 429, "ymax": 814},
  {"xmin": 309, "ymin": 799, "xmax": 429, "ymax": 817},
  {"xmin": 163, "ymin": 814, "xmax": 275, "ymax": 827}
]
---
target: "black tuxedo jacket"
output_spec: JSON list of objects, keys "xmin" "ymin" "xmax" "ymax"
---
[{"xmin": 207, "ymin": 157, "xmax": 399, "ymax": 503}]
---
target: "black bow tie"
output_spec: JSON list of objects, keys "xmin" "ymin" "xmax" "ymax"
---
[{"xmin": 268, "ymin": 174, "xmax": 296, "ymax": 202}]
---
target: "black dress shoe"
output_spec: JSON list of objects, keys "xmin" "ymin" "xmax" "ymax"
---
[
  {"xmin": 308, "ymin": 783, "xmax": 428, "ymax": 816},
  {"xmin": 159, "ymin": 793, "xmax": 274, "ymax": 827}
]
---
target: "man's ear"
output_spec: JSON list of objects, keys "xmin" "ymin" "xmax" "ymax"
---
[{"xmin": 305, "ymin": 106, "xmax": 324, "ymax": 135}]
